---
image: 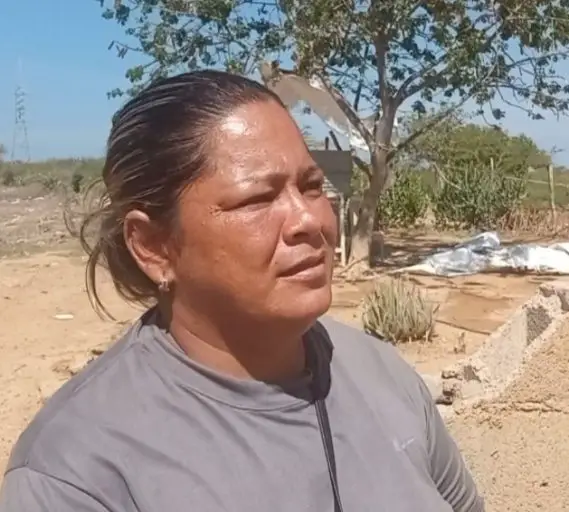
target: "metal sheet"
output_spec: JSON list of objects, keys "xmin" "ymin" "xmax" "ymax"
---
[{"xmin": 310, "ymin": 150, "xmax": 352, "ymax": 196}]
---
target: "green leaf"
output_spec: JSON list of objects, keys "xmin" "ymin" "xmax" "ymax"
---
[{"xmin": 98, "ymin": 0, "xmax": 569, "ymax": 261}]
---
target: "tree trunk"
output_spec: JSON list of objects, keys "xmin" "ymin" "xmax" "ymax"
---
[
  {"xmin": 346, "ymin": 98, "xmax": 396, "ymax": 269},
  {"xmin": 349, "ymin": 148, "xmax": 390, "ymax": 266}
]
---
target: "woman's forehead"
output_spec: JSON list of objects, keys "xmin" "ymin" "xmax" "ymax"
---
[
  {"xmin": 219, "ymin": 114, "xmax": 252, "ymax": 137},
  {"xmin": 217, "ymin": 101, "xmax": 301, "ymax": 146},
  {"xmin": 210, "ymin": 102, "xmax": 314, "ymax": 179}
]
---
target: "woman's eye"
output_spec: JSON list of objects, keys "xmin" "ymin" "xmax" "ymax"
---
[
  {"xmin": 239, "ymin": 192, "xmax": 275, "ymax": 209},
  {"xmin": 304, "ymin": 179, "xmax": 324, "ymax": 196}
]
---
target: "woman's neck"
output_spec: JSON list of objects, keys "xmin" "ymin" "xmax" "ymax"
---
[{"xmin": 163, "ymin": 306, "xmax": 309, "ymax": 382}]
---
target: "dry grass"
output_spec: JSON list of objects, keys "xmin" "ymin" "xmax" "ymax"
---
[{"xmin": 497, "ymin": 207, "xmax": 569, "ymax": 237}]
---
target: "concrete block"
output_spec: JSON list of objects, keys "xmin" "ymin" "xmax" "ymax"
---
[{"xmin": 437, "ymin": 278, "xmax": 569, "ymax": 412}]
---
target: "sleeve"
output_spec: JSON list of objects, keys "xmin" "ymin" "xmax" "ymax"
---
[
  {"xmin": 420, "ymin": 382, "xmax": 486, "ymax": 512},
  {"xmin": 0, "ymin": 467, "xmax": 111, "ymax": 512}
]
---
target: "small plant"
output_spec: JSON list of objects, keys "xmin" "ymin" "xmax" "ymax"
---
[
  {"xmin": 1, "ymin": 169, "xmax": 16, "ymax": 186},
  {"xmin": 71, "ymin": 171, "xmax": 84, "ymax": 193},
  {"xmin": 40, "ymin": 175, "xmax": 62, "ymax": 192},
  {"xmin": 361, "ymin": 277, "xmax": 438, "ymax": 344}
]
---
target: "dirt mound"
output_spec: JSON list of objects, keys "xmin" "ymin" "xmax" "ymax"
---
[{"xmin": 449, "ymin": 319, "xmax": 569, "ymax": 511}]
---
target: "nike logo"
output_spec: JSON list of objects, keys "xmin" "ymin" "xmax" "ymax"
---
[{"xmin": 393, "ymin": 437, "xmax": 415, "ymax": 451}]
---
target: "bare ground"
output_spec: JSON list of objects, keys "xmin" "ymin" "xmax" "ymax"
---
[
  {"xmin": 0, "ymin": 252, "xmax": 138, "ymax": 470},
  {"xmin": 2, "ymin": 188, "xmax": 569, "ymax": 510},
  {"xmin": 448, "ymin": 319, "xmax": 569, "ymax": 511},
  {"xmin": 330, "ymin": 273, "xmax": 554, "ymax": 375}
]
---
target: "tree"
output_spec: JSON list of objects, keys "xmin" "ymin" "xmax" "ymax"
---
[
  {"xmin": 404, "ymin": 112, "xmax": 551, "ymax": 176},
  {"xmin": 100, "ymin": 0, "xmax": 569, "ymax": 266},
  {"xmin": 403, "ymin": 114, "xmax": 549, "ymax": 226}
]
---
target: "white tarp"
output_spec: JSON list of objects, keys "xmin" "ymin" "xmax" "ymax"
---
[{"xmin": 399, "ymin": 232, "xmax": 569, "ymax": 277}]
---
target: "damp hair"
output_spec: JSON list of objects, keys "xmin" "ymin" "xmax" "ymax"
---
[{"xmin": 80, "ymin": 70, "xmax": 284, "ymax": 318}]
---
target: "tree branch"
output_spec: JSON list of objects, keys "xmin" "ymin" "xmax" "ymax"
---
[
  {"xmin": 353, "ymin": 45, "xmax": 370, "ymax": 112},
  {"xmin": 394, "ymin": 51, "xmax": 448, "ymax": 105},
  {"xmin": 373, "ymin": 35, "xmax": 389, "ymax": 109},
  {"xmin": 328, "ymin": 131, "xmax": 371, "ymax": 179},
  {"xmin": 315, "ymin": 72, "xmax": 375, "ymax": 149},
  {"xmin": 392, "ymin": 64, "xmax": 499, "ymax": 162},
  {"xmin": 395, "ymin": 20, "xmax": 503, "ymax": 105}
]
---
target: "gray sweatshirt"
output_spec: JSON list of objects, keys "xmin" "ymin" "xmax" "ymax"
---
[{"xmin": 0, "ymin": 313, "xmax": 484, "ymax": 511}]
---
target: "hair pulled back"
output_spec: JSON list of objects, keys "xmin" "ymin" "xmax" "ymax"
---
[{"xmin": 80, "ymin": 70, "xmax": 283, "ymax": 318}]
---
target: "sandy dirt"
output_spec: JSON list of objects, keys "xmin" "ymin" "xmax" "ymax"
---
[
  {"xmin": 448, "ymin": 318, "xmax": 569, "ymax": 511},
  {"xmin": 0, "ymin": 251, "xmax": 138, "ymax": 470},
  {"xmin": 2, "ymin": 188, "xmax": 569, "ymax": 510}
]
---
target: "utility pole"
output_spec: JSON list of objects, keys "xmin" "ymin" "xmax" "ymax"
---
[{"xmin": 10, "ymin": 58, "xmax": 31, "ymax": 162}]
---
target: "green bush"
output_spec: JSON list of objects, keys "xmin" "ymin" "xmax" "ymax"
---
[
  {"xmin": 362, "ymin": 277, "xmax": 438, "ymax": 344},
  {"xmin": 431, "ymin": 162, "xmax": 527, "ymax": 228},
  {"xmin": 377, "ymin": 169, "xmax": 429, "ymax": 228}
]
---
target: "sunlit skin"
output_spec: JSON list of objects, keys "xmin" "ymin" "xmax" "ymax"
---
[{"xmin": 124, "ymin": 100, "xmax": 338, "ymax": 381}]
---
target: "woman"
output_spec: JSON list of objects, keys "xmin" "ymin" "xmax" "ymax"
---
[{"xmin": 0, "ymin": 71, "xmax": 483, "ymax": 511}]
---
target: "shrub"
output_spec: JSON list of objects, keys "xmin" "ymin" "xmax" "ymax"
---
[
  {"xmin": 71, "ymin": 171, "xmax": 84, "ymax": 193},
  {"xmin": 431, "ymin": 162, "xmax": 527, "ymax": 229},
  {"xmin": 40, "ymin": 175, "xmax": 62, "ymax": 192},
  {"xmin": 361, "ymin": 277, "xmax": 438, "ymax": 344},
  {"xmin": 377, "ymin": 169, "xmax": 429, "ymax": 228},
  {"xmin": 1, "ymin": 169, "xmax": 16, "ymax": 186}
]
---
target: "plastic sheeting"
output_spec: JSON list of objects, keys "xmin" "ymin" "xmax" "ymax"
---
[{"xmin": 399, "ymin": 232, "xmax": 569, "ymax": 277}]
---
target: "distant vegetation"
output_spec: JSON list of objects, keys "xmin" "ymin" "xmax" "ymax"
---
[
  {"xmin": 3, "ymin": 151, "xmax": 568, "ymax": 210},
  {"xmin": 366, "ymin": 115, "xmax": 569, "ymax": 231},
  {"xmin": 0, "ymin": 157, "xmax": 103, "ymax": 192},
  {"xmin": 1, "ymin": 115, "xmax": 568, "ymax": 236}
]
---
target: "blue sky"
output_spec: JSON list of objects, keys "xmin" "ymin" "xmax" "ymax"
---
[
  {"xmin": 0, "ymin": 0, "xmax": 138, "ymax": 160},
  {"xmin": 1, "ymin": 0, "xmax": 569, "ymax": 164}
]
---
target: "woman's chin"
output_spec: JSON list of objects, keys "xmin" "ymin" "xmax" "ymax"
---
[{"xmin": 277, "ymin": 285, "xmax": 332, "ymax": 323}]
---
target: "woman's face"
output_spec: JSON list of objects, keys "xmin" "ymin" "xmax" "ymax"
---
[{"xmin": 170, "ymin": 100, "xmax": 337, "ymax": 326}]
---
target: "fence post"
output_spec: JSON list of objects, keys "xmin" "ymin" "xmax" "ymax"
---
[{"xmin": 547, "ymin": 164, "xmax": 557, "ymax": 225}]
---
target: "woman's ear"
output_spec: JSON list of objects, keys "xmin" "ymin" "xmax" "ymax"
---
[{"xmin": 123, "ymin": 210, "xmax": 174, "ymax": 286}]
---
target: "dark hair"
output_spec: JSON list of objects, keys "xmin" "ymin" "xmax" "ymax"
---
[{"xmin": 80, "ymin": 70, "xmax": 284, "ymax": 318}]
